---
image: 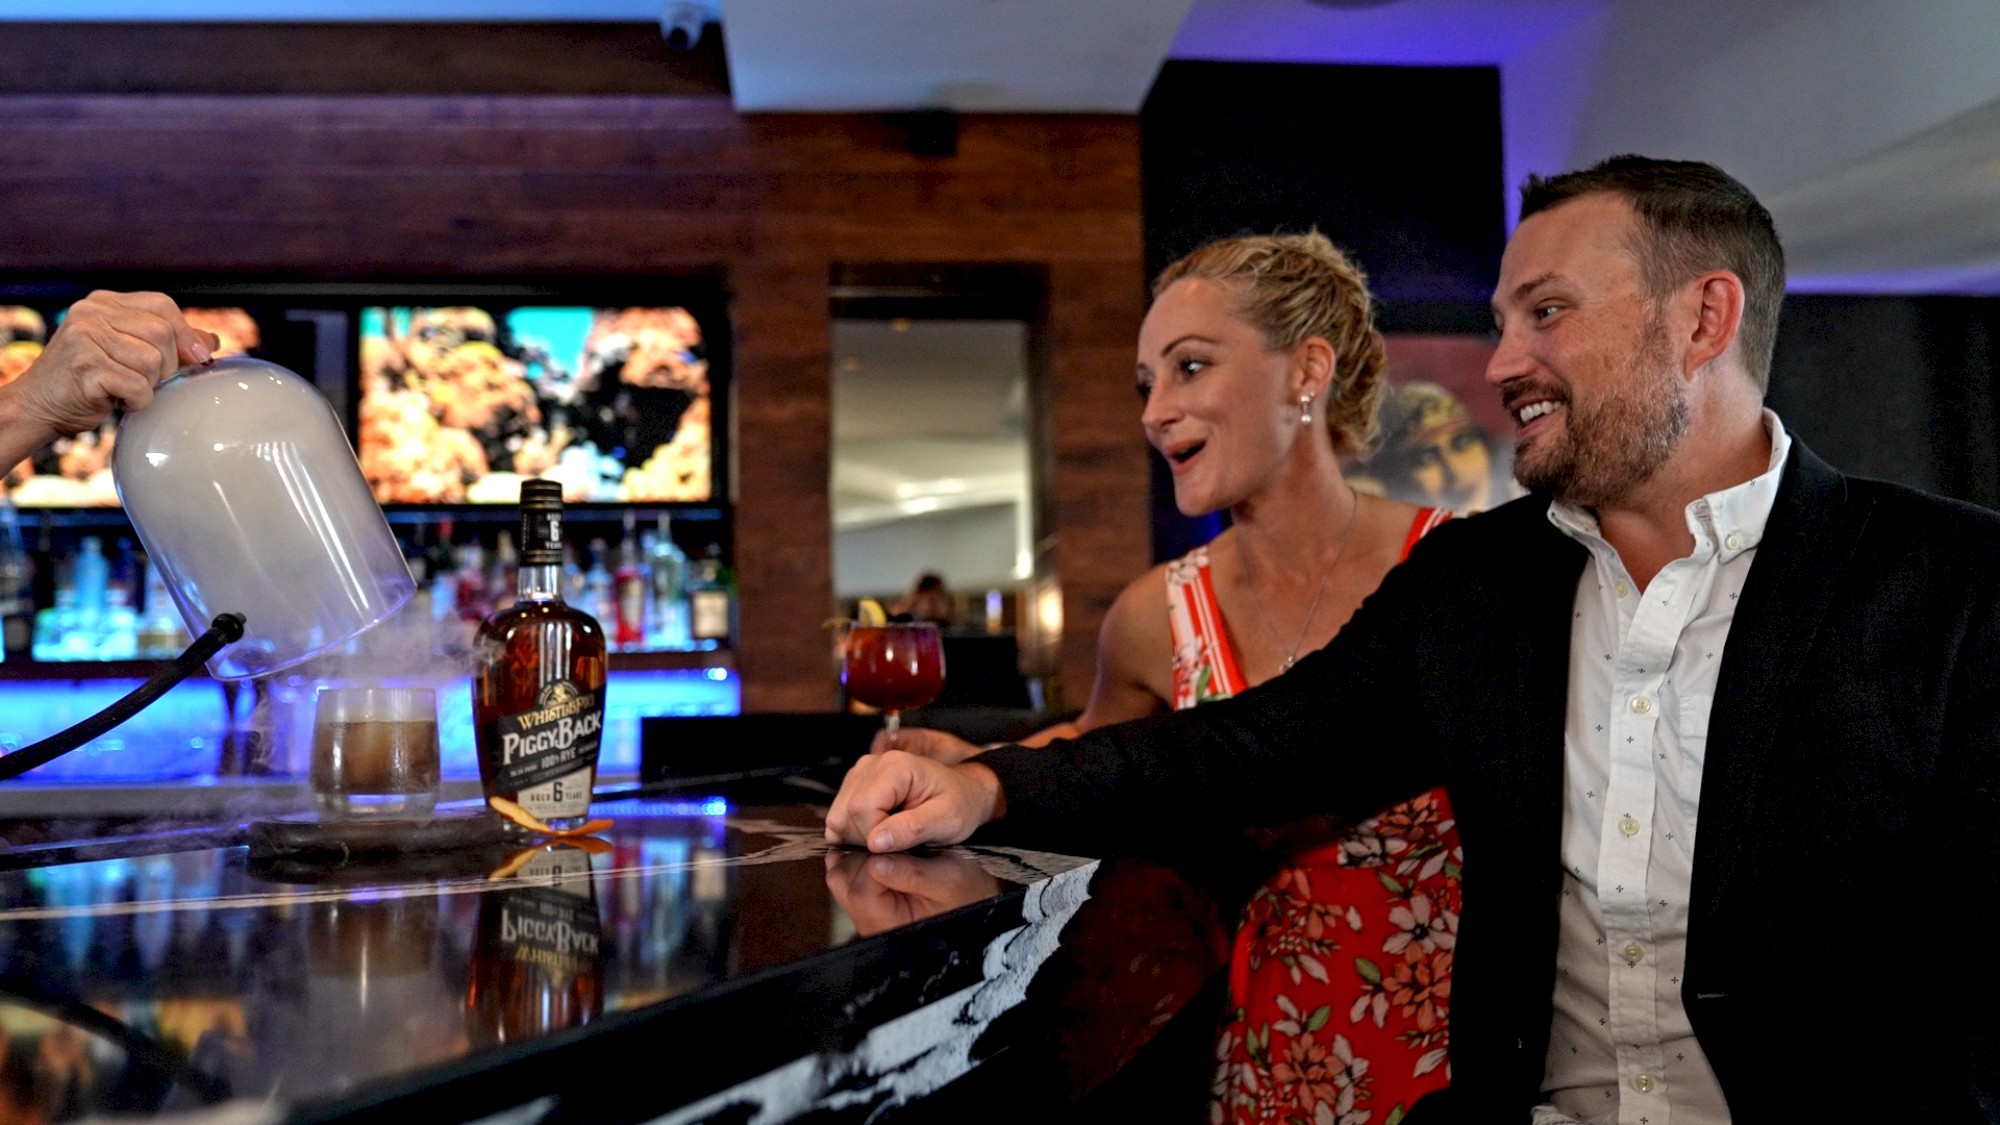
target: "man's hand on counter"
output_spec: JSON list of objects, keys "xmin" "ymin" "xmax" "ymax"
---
[
  {"xmin": 824, "ymin": 749, "xmax": 1006, "ymax": 852},
  {"xmin": 824, "ymin": 849, "xmax": 1004, "ymax": 937}
]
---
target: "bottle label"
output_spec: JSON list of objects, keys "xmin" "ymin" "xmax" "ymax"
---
[
  {"xmin": 492, "ymin": 681, "xmax": 604, "ymax": 811},
  {"xmin": 691, "ymin": 589, "xmax": 731, "ymax": 640}
]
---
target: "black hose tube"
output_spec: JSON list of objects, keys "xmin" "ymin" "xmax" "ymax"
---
[{"xmin": 0, "ymin": 613, "xmax": 247, "ymax": 783}]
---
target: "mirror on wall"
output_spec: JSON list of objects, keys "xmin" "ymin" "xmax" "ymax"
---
[
  {"xmin": 831, "ymin": 317, "xmax": 1033, "ymax": 604},
  {"xmin": 828, "ymin": 265, "xmax": 1051, "ymax": 710}
]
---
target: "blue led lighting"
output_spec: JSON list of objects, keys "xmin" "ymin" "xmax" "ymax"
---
[
  {"xmin": 0, "ymin": 665, "xmax": 739, "ymax": 785},
  {"xmin": 613, "ymin": 797, "xmax": 731, "ymax": 818}
]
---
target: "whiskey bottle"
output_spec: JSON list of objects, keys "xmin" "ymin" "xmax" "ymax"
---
[{"xmin": 474, "ymin": 480, "xmax": 609, "ymax": 830}]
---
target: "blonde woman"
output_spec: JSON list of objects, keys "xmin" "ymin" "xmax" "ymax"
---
[{"xmin": 891, "ymin": 232, "xmax": 1460, "ymax": 1122}]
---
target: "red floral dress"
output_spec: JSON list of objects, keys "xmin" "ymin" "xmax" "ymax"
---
[{"xmin": 1167, "ymin": 508, "xmax": 1462, "ymax": 1125}]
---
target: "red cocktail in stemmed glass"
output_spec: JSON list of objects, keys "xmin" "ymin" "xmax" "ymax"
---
[{"xmin": 841, "ymin": 622, "xmax": 946, "ymax": 747}]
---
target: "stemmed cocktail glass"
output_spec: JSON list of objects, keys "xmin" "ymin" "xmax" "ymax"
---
[{"xmin": 841, "ymin": 621, "xmax": 945, "ymax": 748}]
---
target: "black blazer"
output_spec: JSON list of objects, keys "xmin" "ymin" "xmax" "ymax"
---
[{"xmin": 982, "ymin": 440, "xmax": 2000, "ymax": 1122}]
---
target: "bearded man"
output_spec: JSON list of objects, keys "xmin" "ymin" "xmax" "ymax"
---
[{"xmin": 824, "ymin": 156, "xmax": 2000, "ymax": 1124}]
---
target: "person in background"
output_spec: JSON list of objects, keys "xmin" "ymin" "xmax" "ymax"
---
[
  {"xmin": 883, "ymin": 231, "xmax": 1459, "ymax": 1123},
  {"xmin": 889, "ymin": 571, "xmax": 957, "ymax": 626},
  {"xmin": 825, "ymin": 155, "xmax": 2000, "ymax": 1123},
  {"xmin": 0, "ymin": 291, "xmax": 216, "ymax": 472}
]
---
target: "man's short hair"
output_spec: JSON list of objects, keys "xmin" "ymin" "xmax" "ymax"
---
[{"xmin": 1521, "ymin": 155, "xmax": 1786, "ymax": 391}]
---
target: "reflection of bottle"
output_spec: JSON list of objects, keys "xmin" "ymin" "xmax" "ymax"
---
[
  {"xmin": 467, "ymin": 844, "xmax": 606, "ymax": 1046},
  {"xmin": 474, "ymin": 481, "xmax": 608, "ymax": 830}
]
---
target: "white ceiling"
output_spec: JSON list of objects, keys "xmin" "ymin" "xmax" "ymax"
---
[{"xmin": 6, "ymin": 0, "xmax": 2000, "ymax": 291}]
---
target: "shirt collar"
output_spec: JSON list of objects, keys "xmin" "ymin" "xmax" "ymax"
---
[{"xmin": 1546, "ymin": 409, "xmax": 1791, "ymax": 564}]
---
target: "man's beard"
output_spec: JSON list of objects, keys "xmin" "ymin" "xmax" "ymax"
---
[{"xmin": 1514, "ymin": 314, "xmax": 1689, "ymax": 509}]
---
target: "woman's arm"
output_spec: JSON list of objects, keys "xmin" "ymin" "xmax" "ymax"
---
[
  {"xmin": 879, "ymin": 567, "xmax": 1174, "ymax": 762},
  {"xmin": 1017, "ymin": 568, "xmax": 1172, "ymax": 747}
]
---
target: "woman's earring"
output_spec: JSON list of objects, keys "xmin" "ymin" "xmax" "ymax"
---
[{"xmin": 1299, "ymin": 393, "xmax": 1314, "ymax": 425}]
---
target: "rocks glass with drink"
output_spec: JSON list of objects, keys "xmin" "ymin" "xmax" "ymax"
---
[{"xmin": 311, "ymin": 686, "xmax": 441, "ymax": 819}]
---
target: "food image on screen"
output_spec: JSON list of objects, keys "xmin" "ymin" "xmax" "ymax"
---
[{"xmin": 356, "ymin": 306, "xmax": 713, "ymax": 505}]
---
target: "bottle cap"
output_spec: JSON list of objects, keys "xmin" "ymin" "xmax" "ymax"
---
[{"xmin": 519, "ymin": 479, "xmax": 565, "ymax": 564}]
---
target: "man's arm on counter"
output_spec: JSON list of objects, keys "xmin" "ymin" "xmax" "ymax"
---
[{"xmin": 825, "ymin": 536, "xmax": 1449, "ymax": 855}]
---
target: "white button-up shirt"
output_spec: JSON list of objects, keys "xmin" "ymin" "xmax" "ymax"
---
[{"xmin": 1533, "ymin": 411, "xmax": 1792, "ymax": 1125}]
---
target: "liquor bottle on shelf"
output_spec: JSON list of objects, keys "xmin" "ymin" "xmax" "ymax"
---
[
  {"xmin": 561, "ymin": 542, "xmax": 585, "ymax": 607},
  {"xmin": 30, "ymin": 514, "xmax": 54, "ymax": 631},
  {"xmin": 456, "ymin": 537, "xmax": 490, "ymax": 623},
  {"xmin": 583, "ymin": 538, "xmax": 615, "ymax": 630},
  {"xmin": 135, "ymin": 553, "xmax": 190, "ymax": 658},
  {"xmin": 488, "ymin": 530, "xmax": 519, "ymax": 615},
  {"xmin": 431, "ymin": 565, "xmax": 460, "ymax": 626},
  {"xmin": 428, "ymin": 529, "xmax": 460, "ymax": 624},
  {"xmin": 473, "ymin": 480, "xmax": 608, "ymax": 831},
  {"xmin": 687, "ymin": 545, "xmax": 734, "ymax": 650},
  {"xmin": 612, "ymin": 518, "xmax": 646, "ymax": 652},
  {"xmin": 0, "ymin": 495, "xmax": 32, "ymax": 661},
  {"xmin": 72, "ymin": 536, "xmax": 107, "ymax": 653},
  {"xmin": 645, "ymin": 514, "xmax": 690, "ymax": 651},
  {"xmin": 98, "ymin": 538, "xmax": 139, "ymax": 660}
]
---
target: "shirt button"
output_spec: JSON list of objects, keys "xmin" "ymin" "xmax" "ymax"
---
[
  {"xmin": 1630, "ymin": 696, "xmax": 1652, "ymax": 714},
  {"xmin": 1724, "ymin": 533, "xmax": 1742, "ymax": 550},
  {"xmin": 1613, "ymin": 580, "xmax": 1631, "ymax": 598},
  {"xmin": 1634, "ymin": 1073, "xmax": 1657, "ymax": 1094},
  {"xmin": 1623, "ymin": 941, "xmax": 1645, "ymax": 964},
  {"xmin": 1619, "ymin": 814, "xmax": 1640, "ymax": 837}
]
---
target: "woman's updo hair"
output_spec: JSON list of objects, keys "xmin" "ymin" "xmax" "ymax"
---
[{"xmin": 1152, "ymin": 230, "xmax": 1389, "ymax": 457}]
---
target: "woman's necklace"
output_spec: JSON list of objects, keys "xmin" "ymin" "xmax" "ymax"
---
[{"xmin": 1239, "ymin": 485, "xmax": 1359, "ymax": 672}]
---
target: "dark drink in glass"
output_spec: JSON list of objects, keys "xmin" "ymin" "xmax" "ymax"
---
[
  {"xmin": 841, "ymin": 622, "xmax": 945, "ymax": 746},
  {"xmin": 311, "ymin": 686, "xmax": 441, "ymax": 819}
]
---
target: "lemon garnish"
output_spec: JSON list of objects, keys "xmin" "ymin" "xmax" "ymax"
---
[{"xmin": 856, "ymin": 598, "xmax": 889, "ymax": 626}]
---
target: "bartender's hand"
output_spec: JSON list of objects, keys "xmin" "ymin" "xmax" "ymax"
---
[
  {"xmin": 4, "ymin": 291, "xmax": 217, "ymax": 446},
  {"xmin": 824, "ymin": 750, "xmax": 1005, "ymax": 852},
  {"xmin": 867, "ymin": 726, "xmax": 984, "ymax": 765},
  {"xmin": 824, "ymin": 849, "xmax": 1003, "ymax": 936}
]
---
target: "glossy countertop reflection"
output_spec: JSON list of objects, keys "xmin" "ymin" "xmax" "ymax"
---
[{"xmin": 0, "ymin": 796, "xmax": 1097, "ymax": 1124}]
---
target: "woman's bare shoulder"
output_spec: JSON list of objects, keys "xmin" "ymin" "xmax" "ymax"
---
[{"xmin": 1092, "ymin": 560, "xmax": 1179, "ymax": 703}]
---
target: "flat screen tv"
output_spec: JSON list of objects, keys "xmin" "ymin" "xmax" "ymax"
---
[
  {"xmin": 356, "ymin": 300, "xmax": 719, "ymax": 507},
  {"xmin": 0, "ymin": 278, "xmax": 729, "ymax": 515}
]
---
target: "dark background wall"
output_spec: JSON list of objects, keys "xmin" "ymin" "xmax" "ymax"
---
[
  {"xmin": 1139, "ymin": 61, "xmax": 1507, "ymax": 560},
  {"xmin": 1769, "ymin": 296, "xmax": 2000, "ymax": 508}
]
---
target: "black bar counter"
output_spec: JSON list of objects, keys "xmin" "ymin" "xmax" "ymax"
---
[{"xmin": 0, "ymin": 780, "xmax": 1151, "ymax": 1125}]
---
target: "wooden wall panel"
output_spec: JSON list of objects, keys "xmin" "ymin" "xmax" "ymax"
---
[{"xmin": 0, "ymin": 93, "xmax": 1147, "ymax": 714}]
